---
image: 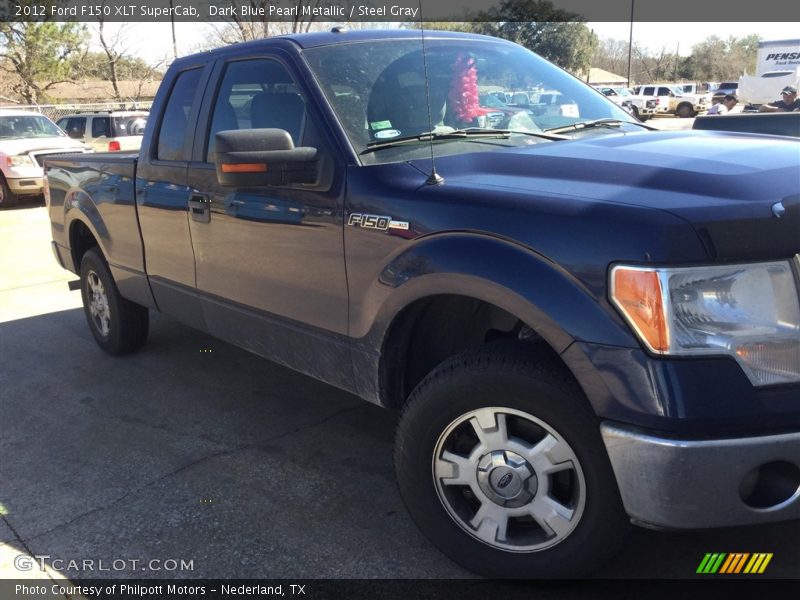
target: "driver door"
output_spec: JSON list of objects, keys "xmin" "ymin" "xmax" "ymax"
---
[{"xmin": 185, "ymin": 54, "xmax": 351, "ymax": 386}]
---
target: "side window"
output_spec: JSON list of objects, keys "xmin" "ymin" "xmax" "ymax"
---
[
  {"xmin": 63, "ymin": 117, "xmax": 86, "ymax": 139},
  {"xmin": 658, "ymin": 87, "xmax": 672, "ymax": 96},
  {"xmin": 157, "ymin": 68, "xmax": 203, "ymax": 162},
  {"xmin": 92, "ymin": 117, "xmax": 110, "ymax": 138},
  {"xmin": 643, "ymin": 87, "xmax": 654, "ymax": 96},
  {"xmin": 206, "ymin": 59, "xmax": 307, "ymax": 162},
  {"xmin": 56, "ymin": 118, "xmax": 68, "ymax": 131}
]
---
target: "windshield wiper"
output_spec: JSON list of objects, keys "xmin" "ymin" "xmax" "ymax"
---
[
  {"xmin": 446, "ymin": 127, "xmax": 569, "ymax": 141},
  {"xmin": 544, "ymin": 118, "xmax": 647, "ymax": 134},
  {"xmin": 361, "ymin": 127, "xmax": 567, "ymax": 154}
]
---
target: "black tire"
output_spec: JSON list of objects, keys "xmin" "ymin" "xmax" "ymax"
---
[
  {"xmin": 79, "ymin": 248, "xmax": 149, "ymax": 355},
  {"xmin": 394, "ymin": 350, "xmax": 629, "ymax": 578},
  {"xmin": 0, "ymin": 175, "xmax": 20, "ymax": 208},
  {"xmin": 676, "ymin": 103, "xmax": 694, "ymax": 118},
  {"xmin": 639, "ymin": 114, "xmax": 651, "ymax": 122},
  {"xmin": 630, "ymin": 106, "xmax": 640, "ymax": 120}
]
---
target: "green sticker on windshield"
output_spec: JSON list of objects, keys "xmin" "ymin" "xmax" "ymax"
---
[{"xmin": 370, "ymin": 120, "xmax": 392, "ymax": 131}]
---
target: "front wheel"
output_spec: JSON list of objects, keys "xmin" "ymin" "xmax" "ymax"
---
[
  {"xmin": 80, "ymin": 248, "xmax": 149, "ymax": 355},
  {"xmin": 0, "ymin": 175, "xmax": 20, "ymax": 208},
  {"xmin": 394, "ymin": 350, "xmax": 628, "ymax": 578}
]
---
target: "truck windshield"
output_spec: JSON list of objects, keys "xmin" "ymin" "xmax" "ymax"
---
[
  {"xmin": 303, "ymin": 37, "xmax": 635, "ymax": 164},
  {"xmin": 0, "ymin": 115, "xmax": 66, "ymax": 139}
]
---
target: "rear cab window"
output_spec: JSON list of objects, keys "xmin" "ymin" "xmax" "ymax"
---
[{"xmin": 156, "ymin": 68, "xmax": 203, "ymax": 162}]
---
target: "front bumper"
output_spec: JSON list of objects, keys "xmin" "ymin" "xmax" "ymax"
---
[
  {"xmin": 6, "ymin": 176, "xmax": 44, "ymax": 195},
  {"xmin": 639, "ymin": 105, "xmax": 669, "ymax": 116},
  {"xmin": 602, "ymin": 422, "xmax": 800, "ymax": 529}
]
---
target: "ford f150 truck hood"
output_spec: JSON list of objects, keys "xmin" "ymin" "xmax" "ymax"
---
[
  {"xmin": 0, "ymin": 136, "xmax": 87, "ymax": 156},
  {"xmin": 421, "ymin": 130, "xmax": 800, "ymax": 261}
]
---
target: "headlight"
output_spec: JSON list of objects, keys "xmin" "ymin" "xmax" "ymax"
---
[
  {"xmin": 610, "ymin": 259, "xmax": 800, "ymax": 386},
  {"xmin": 6, "ymin": 155, "xmax": 35, "ymax": 167}
]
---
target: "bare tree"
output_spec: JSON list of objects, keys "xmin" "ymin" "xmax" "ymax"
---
[
  {"xmin": 129, "ymin": 54, "xmax": 168, "ymax": 102},
  {"xmin": 593, "ymin": 38, "xmax": 630, "ymax": 75},
  {"xmin": 94, "ymin": 5, "xmax": 131, "ymax": 100},
  {"xmin": 633, "ymin": 45, "xmax": 675, "ymax": 82}
]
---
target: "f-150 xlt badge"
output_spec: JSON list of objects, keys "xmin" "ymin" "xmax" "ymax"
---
[{"xmin": 348, "ymin": 213, "xmax": 409, "ymax": 231}]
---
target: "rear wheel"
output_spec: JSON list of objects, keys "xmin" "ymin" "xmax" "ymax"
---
[
  {"xmin": 676, "ymin": 103, "xmax": 694, "ymax": 118},
  {"xmin": 394, "ymin": 349, "xmax": 628, "ymax": 578},
  {"xmin": 0, "ymin": 175, "xmax": 20, "ymax": 208},
  {"xmin": 80, "ymin": 248, "xmax": 149, "ymax": 355}
]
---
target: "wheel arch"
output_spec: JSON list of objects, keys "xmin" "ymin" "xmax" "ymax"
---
[
  {"xmin": 69, "ymin": 216, "xmax": 102, "ymax": 273},
  {"xmin": 64, "ymin": 186, "xmax": 111, "ymax": 271},
  {"xmin": 354, "ymin": 233, "xmax": 634, "ymax": 409},
  {"xmin": 65, "ymin": 191, "xmax": 156, "ymax": 309}
]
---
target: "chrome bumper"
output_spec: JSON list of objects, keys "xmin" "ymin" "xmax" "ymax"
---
[
  {"xmin": 601, "ymin": 422, "xmax": 800, "ymax": 529},
  {"xmin": 6, "ymin": 176, "xmax": 43, "ymax": 194}
]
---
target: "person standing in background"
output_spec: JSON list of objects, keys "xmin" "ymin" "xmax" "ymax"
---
[{"xmin": 759, "ymin": 86, "xmax": 800, "ymax": 112}]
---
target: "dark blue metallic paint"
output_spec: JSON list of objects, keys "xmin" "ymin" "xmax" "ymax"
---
[{"xmin": 46, "ymin": 32, "xmax": 800, "ymax": 439}]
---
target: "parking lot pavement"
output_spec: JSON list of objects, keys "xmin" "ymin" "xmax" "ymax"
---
[
  {"xmin": 0, "ymin": 199, "xmax": 81, "ymax": 323},
  {"xmin": 2, "ymin": 203, "xmax": 799, "ymax": 581}
]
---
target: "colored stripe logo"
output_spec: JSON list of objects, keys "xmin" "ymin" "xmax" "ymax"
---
[{"xmin": 697, "ymin": 553, "xmax": 773, "ymax": 574}]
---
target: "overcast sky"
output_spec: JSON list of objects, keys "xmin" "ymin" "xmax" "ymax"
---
[{"xmin": 90, "ymin": 21, "xmax": 800, "ymax": 67}]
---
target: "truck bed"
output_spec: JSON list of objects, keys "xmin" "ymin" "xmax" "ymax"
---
[
  {"xmin": 693, "ymin": 112, "xmax": 800, "ymax": 138},
  {"xmin": 45, "ymin": 152, "xmax": 143, "ymax": 281}
]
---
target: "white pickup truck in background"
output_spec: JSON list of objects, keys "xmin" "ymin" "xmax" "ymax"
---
[
  {"xmin": 0, "ymin": 109, "xmax": 90, "ymax": 207},
  {"xmin": 633, "ymin": 84, "xmax": 709, "ymax": 118}
]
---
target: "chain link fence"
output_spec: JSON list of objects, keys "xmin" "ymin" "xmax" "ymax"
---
[{"xmin": 0, "ymin": 101, "xmax": 154, "ymax": 122}]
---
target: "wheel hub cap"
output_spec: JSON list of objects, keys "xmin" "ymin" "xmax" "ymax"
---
[
  {"xmin": 87, "ymin": 272, "xmax": 110, "ymax": 337},
  {"xmin": 432, "ymin": 407, "xmax": 586, "ymax": 552},
  {"xmin": 477, "ymin": 450, "xmax": 537, "ymax": 507}
]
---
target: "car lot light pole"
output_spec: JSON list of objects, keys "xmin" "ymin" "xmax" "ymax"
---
[{"xmin": 627, "ymin": 0, "xmax": 634, "ymax": 87}]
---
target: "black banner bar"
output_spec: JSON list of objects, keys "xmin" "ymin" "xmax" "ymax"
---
[
  {"xmin": 1, "ymin": 0, "xmax": 799, "ymax": 23},
  {"xmin": 3, "ymin": 579, "xmax": 800, "ymax": 600}
]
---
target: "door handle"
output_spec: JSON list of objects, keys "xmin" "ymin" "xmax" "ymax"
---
[{"xmin": 188, "ymin": 193, "xmax": 210, "ymax": 223}]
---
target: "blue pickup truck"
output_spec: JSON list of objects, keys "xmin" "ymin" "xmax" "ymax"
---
[{"xmin": 45, "ymin": 29, "xmax": 800, "ymax": 578}]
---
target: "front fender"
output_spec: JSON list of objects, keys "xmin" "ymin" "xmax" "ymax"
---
[{"xmin": 352, "ymin": 232, "xmax": 637, "ymax": 354}]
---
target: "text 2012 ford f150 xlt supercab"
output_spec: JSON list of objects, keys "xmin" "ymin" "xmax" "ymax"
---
[{"xmin": 45, "ymin": 30, "xmax": 800, "ymax": 578}]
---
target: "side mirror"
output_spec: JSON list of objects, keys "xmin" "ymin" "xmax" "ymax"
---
[{"xmin": 215, "ymin": 129, "xmax": 319, "ymax": 187}]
